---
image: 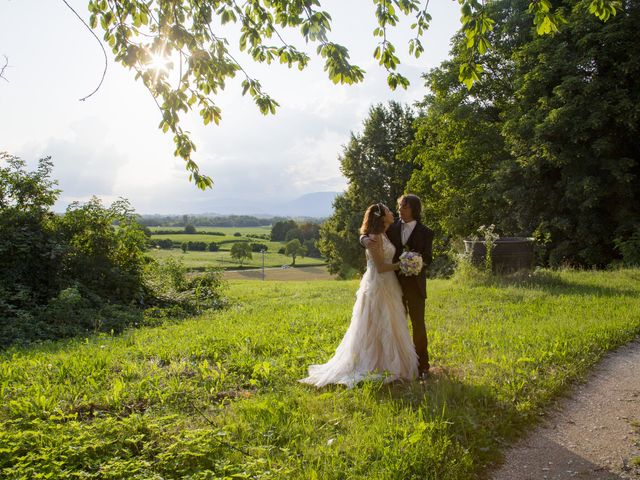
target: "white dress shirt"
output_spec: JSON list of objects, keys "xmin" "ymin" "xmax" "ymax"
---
[{"xmin": 401, "ymin": 220, "xmax": 417, "ymax": 245}]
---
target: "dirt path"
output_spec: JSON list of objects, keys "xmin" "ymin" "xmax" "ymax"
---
[{"xmin": 492, "ymin": 340, "xmax": 640, "ymax": 480}]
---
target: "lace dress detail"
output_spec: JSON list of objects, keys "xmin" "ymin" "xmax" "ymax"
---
[{"xmin": 300, "ymin": 235, "xmax": 418, "ymax": 388}]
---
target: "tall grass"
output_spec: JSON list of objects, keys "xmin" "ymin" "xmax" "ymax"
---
[{"xmin": 1, "ymin": 269, "xmax": 639, "ymax": 478}]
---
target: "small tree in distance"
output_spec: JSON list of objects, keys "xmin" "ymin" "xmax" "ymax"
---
[
  {"xmin": 285, "ymin": 239, "xmax": 307, "ymax": 266},
  {"xmin": 230, "ymin": 242, "xmax": 252, "ymax": 266}
]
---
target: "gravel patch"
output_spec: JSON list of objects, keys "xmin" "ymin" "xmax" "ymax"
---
[{"xmin": 492, "ymin": 339, "xmax": 640, "ymax": 480}]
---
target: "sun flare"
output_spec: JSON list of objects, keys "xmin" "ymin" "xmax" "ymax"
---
[{"xmin": 145, "ymin": 52, "xmax": 172, "ymax": 72}]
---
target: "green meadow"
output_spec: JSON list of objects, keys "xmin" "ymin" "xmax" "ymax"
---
[
  {"xmin": 1, "ymin": 269, "xmax": 639, "ymax": 478},
  {"xmin": 147, "ymin": 248, "xmax": 326, "ymax": 269},
  {"xmin": 148, "ymin": 226, "xmax": 273, "ymax": 236},
  {"xmin": 147, "ymin": 225, "xmax": 323, "ymax": 269}
]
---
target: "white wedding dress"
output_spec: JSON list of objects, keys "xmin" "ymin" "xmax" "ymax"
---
[{"xmin": 300, "ymin": 234, "xmax": 418, "ymax": 388}]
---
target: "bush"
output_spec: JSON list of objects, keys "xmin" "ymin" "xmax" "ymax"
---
[
  {"xmin": 143, "ymin": 258, "xmax": 227, "ymax": 315},
  {"xmin": 250, "ymin": 243, "xmax": 268, "ymax": 253},
  {"xmin": 0, "ymin": 285, "xmax": 143, "ymax": 348},
  {"xmin": 451, "ymin": 253, "xmax": 493, "ymax": 285},
  {"xmin": 156, "ymin": 239, "xmax": 174, "ymax": 249},
  {"xmin": 186, "ymin": 241, "xmax": 207, "ymax": 251},
  {"xmin": 208, "ymin": 241, "xmax": 219, "ymax": 252},
  {"xmin": 0, "ymin": 154, "xmax": 61, "ymax": 310},
  {"xmin": 0, "ymin": 154, "xmax": 149, "ymax": 347},
  {"xmin": 614, "ymin": 228, "xmax": 640, "ymax": 266},
  {"xmin": 184, "ymin": 224, "xmax": 196, "ymax": 234},
  {"xmin": 428, "ymin": 252, "xmax": 457, "ymax": 278},
  {"xmin": 57, "ymin": 197, "xmax": 148, "ymax": 304},
  {"xmin": 233, "ymin": 232, "xmax": 242, "ymax": 237}
]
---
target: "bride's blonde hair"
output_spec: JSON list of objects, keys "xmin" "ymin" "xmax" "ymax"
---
[{"xmin": 359, "ymin": 203, "xmax": 387, "ymax": 235}]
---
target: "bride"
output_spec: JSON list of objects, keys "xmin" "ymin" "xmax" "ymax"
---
[{"xmin": 300, "ymin": 203, "xmax": 418, "ymax": 388}]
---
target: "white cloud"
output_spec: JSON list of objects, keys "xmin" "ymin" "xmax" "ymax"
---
[{"xmin": 284, "ymin": 130, "xmax": 348, "ymax": 192}]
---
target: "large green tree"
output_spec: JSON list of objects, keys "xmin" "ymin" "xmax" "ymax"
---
[
  {"xmin": 407, "ymin": 0, "xmax": 640, "ymax": 267},
  {"xmin": 499, "ymin": 0, "xmax": 640, "ymax": 266},
  {"xmin": 406, "ymin": 0, "xmax": 530, "ymax": 242},
  {"xmin": 76, "ymin": 0, "xmax": 620, "ymax": 186},
  {"xmin": 318, "ymin": 101, "xmax": 415, "ymax": 277}
]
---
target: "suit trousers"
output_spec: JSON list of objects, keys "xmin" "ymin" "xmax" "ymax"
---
[{"xmin": 401, "ymin": 278, "xmax": 430, "ymax": 372}]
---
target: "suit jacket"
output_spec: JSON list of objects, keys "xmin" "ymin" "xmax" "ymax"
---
[{"xmin": 387, "ymin": 220, "xmax": 434, "ymax": 298}]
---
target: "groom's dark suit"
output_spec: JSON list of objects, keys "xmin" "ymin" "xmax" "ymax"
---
[{"xmin": 386, "ymin": 219, "xmax": 434, "ymax": 373}]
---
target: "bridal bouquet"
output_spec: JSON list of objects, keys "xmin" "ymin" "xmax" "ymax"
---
[{"xmin": 399, "ymin": 251, "xmax": 423, "ymax": 276}]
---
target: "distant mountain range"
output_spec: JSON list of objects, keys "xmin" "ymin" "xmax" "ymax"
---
[{"xmin": 273, "ymin": 192, "xmax": 339, "ymax": 218}]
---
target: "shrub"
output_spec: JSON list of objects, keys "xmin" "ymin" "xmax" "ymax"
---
[
  {"xmin": 186, "ymin": 241, "xmax": 207, "ymax": 251},
  {"xmin": 0, "ymin": 154, "xmax": 149, "ymax": 347},
  {"xmin": 614, "ymin": 228, "xmax": 640, "ymax": 266},
  {"xmin": 57, "ymin": 197, "xmax": 148, "ymax": 305},
  {"xmin": 156, "ymin": 239, "xmax": 174, "ymax": 249},
  {"xmin": 250, "ymin": 243, "xmax": 268, "ymax": 253},
  {"xmin": 247, "ymin": 233, "xmax": 270, "ymax": 240},
  {"xmin": 143, "ymin": 258, "xmax": 227, "ymax": 315},
  {"xmin": 208, "ymin": 241, "xmax": 219, "ymax": 252},
  {"xmin": 0, "ymin": 154, "xmax": 61, "ymax": 310},
  {"xmin": 184, "ymin": 224, "xmax": 196, "ymax": 234}
]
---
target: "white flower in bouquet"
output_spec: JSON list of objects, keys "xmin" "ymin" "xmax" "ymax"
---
[{"xmin": 399, "ymin": 251, "xmax": 423, "ymax": 276}]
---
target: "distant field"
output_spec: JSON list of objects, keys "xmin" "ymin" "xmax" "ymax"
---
[
  {"xmin": 147, "ymin": 225, "xmax": 326, "ymax": 269},
  {"xmin": 146, "ymin": 248, "xmax": 326, "ymax": 269},
  {"xmin": 148, "ymin": 226, "xmax": 272, "ymax": 236},
  {"xmin": 148, "ymin": 225, "xmax": 283, "ymax": 251},
  {"xmin": 150, "ymin": 234, "xmax": 282, "ymax": 251}
]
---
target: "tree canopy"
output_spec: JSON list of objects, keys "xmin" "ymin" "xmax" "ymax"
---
[
  {"xmin": 318, "ymin": 101, "xmax": 416, "ymax": 277},
  {"xmin": 83, "ymin": 0, "xmax": 621, "ymax": 187},
  {"xmin": 230, "ymin": 241, "xmax": 252, "ymax": 265},
  {"xmin": 317, "ymin": 0, "xmax": 639, "ymax": 273},
  {"xmin": 407, "ymin": 0, "xmax": 640, "ymax": 267}
]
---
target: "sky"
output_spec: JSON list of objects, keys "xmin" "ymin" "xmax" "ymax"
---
[{"xmin": 0, "ymin": 0, "xmax": 461, "ymax": 215}]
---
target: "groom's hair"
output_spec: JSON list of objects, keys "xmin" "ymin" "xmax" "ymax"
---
[
  {"xmin": 359, "ymin": 203, "xmax": 387, "ymax": 235},
  {"xmin": 398, "ymin": 194, "xmax": 422, "ymax": 220}
]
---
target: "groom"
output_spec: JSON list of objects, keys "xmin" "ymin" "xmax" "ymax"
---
[{"xmin": 362, "ymin": 194, "xmax": 434, "ymax": 376}]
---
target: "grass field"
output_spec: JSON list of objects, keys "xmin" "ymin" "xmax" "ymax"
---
[
  {"xmin": 146, "ymin": 248, "xmax": 326, "ymax": 269},
  {"xmin": 147, "ymin": 225, "xmax": 324, "ymax": 269},
  {"xmin": 223, "ymin": 265, "xmax": 335, "ymax": 281},
  {"xmin": 148, "ymin": 226, "xmax": 273, "ymax": 236},
  {"xmin": 148, "ymin": 226, "xmax": 274, "ymax": 248},
  {"xmin": 149, "ymin": 234, "xmax": 282, "ymax": 251},
  {"xmin": 1, "ymin": 269, "xmax": 639, "ymax": 478}
]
